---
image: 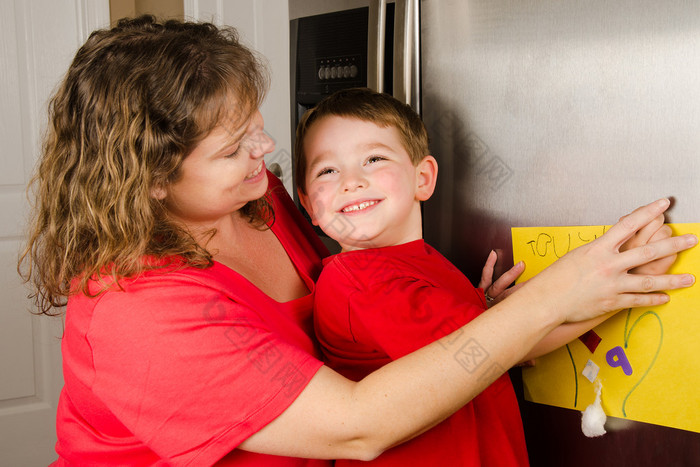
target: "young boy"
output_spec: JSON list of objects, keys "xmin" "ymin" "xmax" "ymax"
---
[
  {"xmin": 295, "ymin": 87, "xmax": 528, "ymax": 466},
  {"xmin": 294, "ymin": 88, "xmax": 674, "ymax": 465}
]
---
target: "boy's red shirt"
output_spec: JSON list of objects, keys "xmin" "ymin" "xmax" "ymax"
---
[{"xmin": 315, "ymin": 240, "xmax": 529, "ymax": 467}]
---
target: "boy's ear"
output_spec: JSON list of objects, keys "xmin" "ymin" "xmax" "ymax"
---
[
  {"xmin": 297, "ymin": 189, "xmax": 318, "ymax": 225},
  {"xmin": 415, "ymin": 155, "xmax": 438, "ymax": 201}
]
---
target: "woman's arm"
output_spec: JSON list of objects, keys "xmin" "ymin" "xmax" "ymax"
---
[
  {"xmin": 241, "ymin": 289, "xmax": 559, "ymax": 460},
  {"xmin": 240, "ymin": 199, "xmax": 696, "ymax": 460}
]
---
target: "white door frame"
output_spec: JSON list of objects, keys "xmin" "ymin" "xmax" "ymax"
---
[{"xmin": 0, "ymin": 1, "xmax": 108, "ymax": 465}]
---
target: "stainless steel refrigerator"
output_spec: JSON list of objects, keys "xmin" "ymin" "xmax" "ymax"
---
[
  {"xmin": 291, "ymin": 0, "xmax": 700, "ymax": 464},
  {"xmin": 422, "ymin": 1, "xmax": 699, "ymax": 464}
]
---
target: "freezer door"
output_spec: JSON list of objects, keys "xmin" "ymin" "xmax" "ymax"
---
[
  {"xmin": 422, "ymin": 0, "xmax": 699, "ymax": 279},
  {"xmin": 420, "ymin": 0, "xmax": 699, "ymax": 464}
]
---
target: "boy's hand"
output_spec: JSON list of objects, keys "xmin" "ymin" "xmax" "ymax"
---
[
  {"xmin": 619, "ymin": 214, "xmax": 676, "ymax": 275},
  {"xmin": 478, "ymin": 250, "xmax": 526, "ymax": 307}
]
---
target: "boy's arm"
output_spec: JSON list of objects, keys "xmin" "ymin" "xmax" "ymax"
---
[{"xmin": 521, "ymin": 313, "xmax": 613, "ymax": 362}]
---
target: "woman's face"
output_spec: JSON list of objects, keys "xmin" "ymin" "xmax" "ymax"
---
[{"xmin": 159, "ymin": 110, "xmax": 275, "ymax": 228}]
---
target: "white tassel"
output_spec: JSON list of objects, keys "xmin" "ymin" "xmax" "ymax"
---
[{"xmin": 581, "ymin": 380, "xmax": 607, "ymax": 437}]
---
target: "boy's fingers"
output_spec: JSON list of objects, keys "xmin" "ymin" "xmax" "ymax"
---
[
  {"xmin": 620, "ymin": 214, "xmax": 665, "ymax": 252},
  {"xmin": 648, "ymin": 224, "xmax": 672, "ymax": 242},
  {"xmin": 478, "ymin": 250, "xmax": 497, "ymax": 290},
  {"xmin": 601, "ymin": 199, "xmax": 671, "ymax": 250},
  {"xmin": 489, "ymin": 261, "xmax": 525, "ymax": 297}
]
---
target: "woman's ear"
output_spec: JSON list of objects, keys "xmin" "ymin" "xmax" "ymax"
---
[
  {"xmin": 151, "ymin": 185, "xmax": 167, "ymax": 201},
  {"xmin": 415, "ymin": 155, "xmax": 438, "ymax": 201}
]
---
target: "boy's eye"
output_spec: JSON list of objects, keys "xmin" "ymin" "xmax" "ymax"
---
[
  {"xmin": 366, "ymin": 155, "xmax": 386, "ymax": 164},
  {"xmin": 316, "ymin": 167, "xmax": 337, "ymax": 177}
]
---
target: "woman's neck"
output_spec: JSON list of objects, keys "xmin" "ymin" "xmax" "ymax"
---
[{"xmin": 203, "ymin": 212, "xmax": 309, "ymax": 302}]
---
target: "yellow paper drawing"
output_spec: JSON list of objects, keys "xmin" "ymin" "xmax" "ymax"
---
[{"xmin": 512, "ymin": 223, "xmax": 699, "ymax": 433}]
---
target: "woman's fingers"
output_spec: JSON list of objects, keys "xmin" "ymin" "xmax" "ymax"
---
[
  {"xmin": 487, "ymin": 199, "xmax": 693, "ymax": 324},
  {"xmin": 594, "ymin": 269, "xmax": 694, "ymax": 314},
  {"xmin": 610, "ymin": 293, "xmax": 672, "ymax": 310},
  {"xmin": 620, "ymin": 214, "xmax": 665, "ymax": 252},
  {"xmin": 617, "ymin": 233, "xmax": 697, "ymax": 271},
  {"xmin": 621, "ymin": 272, "xmax": 696, "ymax": 294},
  {"xmin": 599, "ymin": 199, "xmax": 671, "ymax": 251},
  {"xmin": 630, "ymin": 224, "xmax": 677, "ymax": 275},
  {"xmin": 637, "ymin": 214, "xmax": 667, "ymax": 244},
  {"xmin": 522, "ymin": 198, "xmax": 696, "ymax": 323},
  {"xmin": 650, "ymin": 224, "xmax": 673, "ymax": 242},
  {"xmin": 612, "ymin": 272, "xmax": 694, "ymax": 310}
]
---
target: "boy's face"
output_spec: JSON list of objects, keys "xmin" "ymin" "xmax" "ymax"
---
[{"xmin": 299, "ymin": 116, "xmax": 436, "ymax": 251}]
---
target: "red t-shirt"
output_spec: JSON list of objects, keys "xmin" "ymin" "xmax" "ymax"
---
[
  {"xmin": 53, "ymin": 172, "xmax": 331, "ymax": 466},
  {"xmin": 314, "ymin": 240, "xmax": 529, "ymax": 467}
]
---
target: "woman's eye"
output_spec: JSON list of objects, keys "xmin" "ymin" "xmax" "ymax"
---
[{"xmin": 224, "ymin": 146, "xmax": 241, "ymax": 158}]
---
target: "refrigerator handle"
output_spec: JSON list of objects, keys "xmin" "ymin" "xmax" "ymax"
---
[
  {"xmin": 368, "ymin": 0, "xmax": 387, "ymax": 93},
  {"xmin": 393, "ymin": 0, "xmax": 420, "ymax": 114}
]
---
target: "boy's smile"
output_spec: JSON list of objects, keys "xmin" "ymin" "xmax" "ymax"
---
[
  {"xmin": 340, "ymin": 199, "xmax": 379, "ymax": 213},
  {"xmin": 299, "ymin": 116, "xmax": 437, "ymax": 251}
]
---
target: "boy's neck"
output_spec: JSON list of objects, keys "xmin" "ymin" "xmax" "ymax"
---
[{"xmin": 338, "ymin": 232, "xmax": 425, "ymax": 253}]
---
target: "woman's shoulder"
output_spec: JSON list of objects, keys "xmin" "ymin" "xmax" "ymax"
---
[
  {"xmin": 73, "ymin": 258, "xmax": 253, "ymax": 308},
  {"xmin": 66, "ymin": 261, "xmax": 266, "ymax": 341},
  {"xmin": 136, "ymin": 260, "xmax": 255, "ymax": 296}
]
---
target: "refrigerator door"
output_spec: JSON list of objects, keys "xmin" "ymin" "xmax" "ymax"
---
[{"xmin": 421, "ymin": 0, "xmax": 699, "ymax": 464}]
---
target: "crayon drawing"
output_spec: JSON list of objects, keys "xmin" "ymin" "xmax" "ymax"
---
[{"xmin": 512, "ymin": 223, "xmax": 699, "ymax": 433}]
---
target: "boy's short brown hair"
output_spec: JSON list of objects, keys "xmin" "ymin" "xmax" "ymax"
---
[{"xmin": 295, "ymin": 87, "xmax": 429, "ymax": 193}]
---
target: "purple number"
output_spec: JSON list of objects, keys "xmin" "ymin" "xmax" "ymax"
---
[{"xmin": 606, "ymin": 346, "xmax": 633, "ymax": 376}]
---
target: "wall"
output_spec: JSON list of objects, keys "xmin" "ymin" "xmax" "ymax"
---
[
  {"xmin": 110, "ymin": 0, "xmax": 184, "ymax": 24},
  {"xmin": 0, "ymin": 2, "xmax": 293, "ymax": 463},
  {"xmin": 0, "ymin": 3, "xmax": 109, "ymax": 464},
  {"xmin": 289, "ymin": 0, "xmax": 370, "ymax": 19},
  {"xmin": 187, "ymin": 0, "xmax": 294, "ymax": 192}
]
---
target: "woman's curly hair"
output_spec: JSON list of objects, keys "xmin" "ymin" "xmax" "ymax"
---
[{"xmin": 19, "ymin": 16, "xmax": 271, "ymax": 315}]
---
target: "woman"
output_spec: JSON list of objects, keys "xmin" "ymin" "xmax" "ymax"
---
[{"xmin": 20, "ymin": 16, "xmax": 696, "ymax": 466}]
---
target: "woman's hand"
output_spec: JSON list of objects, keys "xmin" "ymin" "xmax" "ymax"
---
[
  {"xmin": 521, "ymin": 198, "xmax": 696, "ymax": 323},
  {"xmin": 480, "ymin": 211, "xmax": 676, "ymax": 309},
  {"xmin": 478, "ymin": 250, "xmax": 525, "ymax": 307}
]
